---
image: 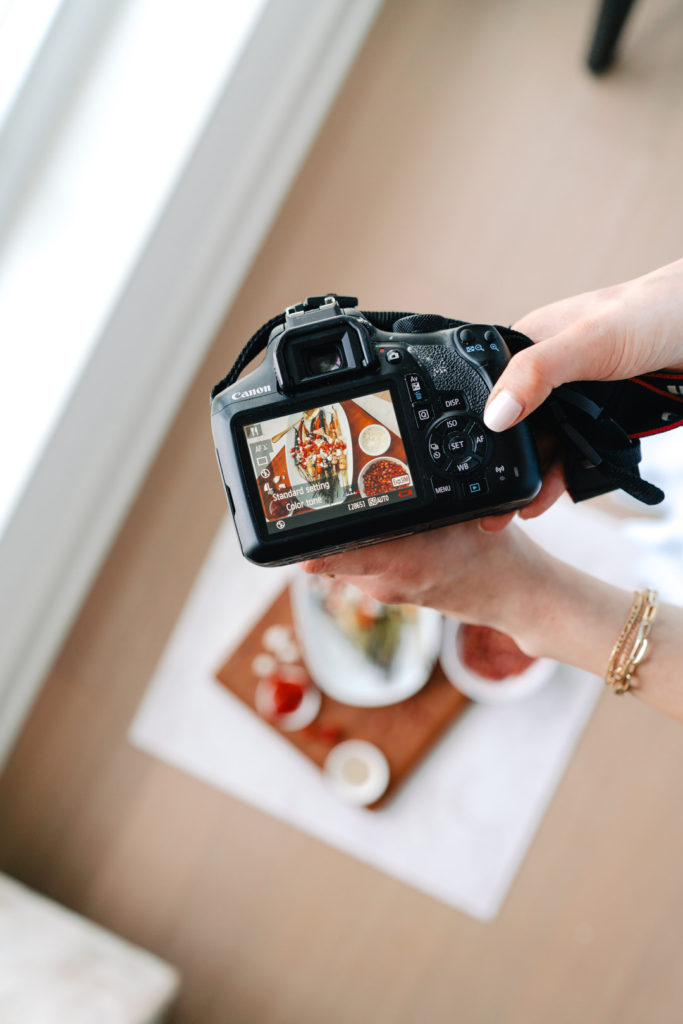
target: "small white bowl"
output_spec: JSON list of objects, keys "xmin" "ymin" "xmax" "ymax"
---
[
  {"xmin": 324, "ymin": 740, "xmax": 390, "ymax": 806},
  {"xmin": 359, "ymin": 423, "xmax": 391, "ymax": 456},
  {"xmin": 440, "ymin": 619, "xmax": 556, "ymax": 704}
]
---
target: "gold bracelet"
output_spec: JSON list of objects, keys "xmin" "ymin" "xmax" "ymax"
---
[
  {"xmin": 605, "ymin": 588, "xmax": 658, "ymax": 695},
  {"xmin": 606, "ymin": 589, "xmax": 658, "ymax": 694}
]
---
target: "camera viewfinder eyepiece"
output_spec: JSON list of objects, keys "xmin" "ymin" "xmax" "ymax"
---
[{"xmin": 273, "ymin": 317, "xmax": 374, "ymax": 393}]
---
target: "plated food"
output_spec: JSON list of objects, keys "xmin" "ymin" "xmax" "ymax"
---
[
  {"xmin": 291, "ymin": 574, "xmax": 443, "ymax": 707},
  {"xmin": 289, "ymin": 406, "xmax": 349, "ymax": 489},
  {"xmin": 319, "ymin": 579, "xmax": 409, "ymax": 671}
]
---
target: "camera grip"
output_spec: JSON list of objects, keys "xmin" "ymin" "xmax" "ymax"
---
[{"xmin": 406, "ymin": 344, "xmax": 491, "ymax": 413}]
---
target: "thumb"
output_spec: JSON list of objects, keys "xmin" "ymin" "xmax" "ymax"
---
[{"xmin": 483, "ymin": 329, "xmax": 594, "ymax": 432}]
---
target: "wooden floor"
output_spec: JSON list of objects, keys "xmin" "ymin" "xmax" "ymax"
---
[{"xmin": 3, "ymin": 1, "xmax": 683, "ymax": 1021}]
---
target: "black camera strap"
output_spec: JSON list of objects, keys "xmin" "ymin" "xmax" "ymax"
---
[{"xmin": 212, "ymin": 295, "xmax": 682, "ymax": 507}]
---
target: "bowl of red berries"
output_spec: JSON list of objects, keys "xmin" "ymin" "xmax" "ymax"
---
[{"xmin": 440, "ymin": 619, "xmax": 556, "ymax": 704}]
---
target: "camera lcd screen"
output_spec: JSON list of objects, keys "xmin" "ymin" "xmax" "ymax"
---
[{"xmin": 243, "ymin": 391, "xmax": 416, "ymax": 535}]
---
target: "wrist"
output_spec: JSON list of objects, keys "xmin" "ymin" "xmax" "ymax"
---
[{"xmin": 498, "ymin": 544, "xmax": 631, "ymax": 675}]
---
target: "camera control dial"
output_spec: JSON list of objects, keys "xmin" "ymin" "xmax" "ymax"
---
[{"xmin": 427, "ymin": 414, "xmax": 490, "ymax": 476}]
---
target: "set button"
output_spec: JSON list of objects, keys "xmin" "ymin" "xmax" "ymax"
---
[{"xmin": 444, "ymin": 431, "xmax": 470, "ymax": 456}]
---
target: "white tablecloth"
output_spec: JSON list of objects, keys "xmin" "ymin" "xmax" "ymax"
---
[{"xmin": 130, "ymin": 499, "xmax": 637, "ymax": 920}]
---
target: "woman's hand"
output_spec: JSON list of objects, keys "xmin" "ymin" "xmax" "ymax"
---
[
  {"xmin": 302, "ymin": 520, "xmax": 550, "ymax": 654},
  {"xmin": 303, "ymin": 526, "xmax": 683, "ymax": 725},
  {"xmin": 481, "ymin": 258, "xmax": 683, "ymax": 523}
]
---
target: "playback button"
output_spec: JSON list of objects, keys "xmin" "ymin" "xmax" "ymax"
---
[{"xmin": 465, "ymin": 478, "xmax": 488, "ymax": 497}]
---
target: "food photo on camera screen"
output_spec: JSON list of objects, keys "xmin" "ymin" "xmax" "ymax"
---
[{"xmin": 243, "ymin": 394, "xmax": 415, "ymax": 532}]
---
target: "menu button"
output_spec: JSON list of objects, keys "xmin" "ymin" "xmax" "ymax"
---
[{"xmin": 432, "ymin": 478, "xmax": 455, "ymax": 499}]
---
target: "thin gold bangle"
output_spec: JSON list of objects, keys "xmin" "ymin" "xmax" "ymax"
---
[{"xmin": 605, "ymin": 589, "xmax": 658, "ymax": 695}]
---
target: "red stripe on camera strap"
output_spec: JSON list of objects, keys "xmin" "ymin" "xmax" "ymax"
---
[{"xmin": 625, "ymin": 376, "xmax": 683, "ymax": 438}]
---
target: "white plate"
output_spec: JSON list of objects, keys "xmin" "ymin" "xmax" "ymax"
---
[
  {"xmin": 291, "ymin": 574, "xmax": 443, "ymax": 707},
  {"xmin": 440, "ymin": 619, "xmax": 557, "ymax": 704},
  {"xmin": 285, "ymin": 404, "xmax": 353, "ymax": 509}
]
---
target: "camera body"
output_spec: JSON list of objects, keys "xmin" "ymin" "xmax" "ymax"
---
[{"xmin": 211, "ymin": 297, "xmax": 541, "ymax": 566}]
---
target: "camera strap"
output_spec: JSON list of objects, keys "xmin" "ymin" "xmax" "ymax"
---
[{"xmin": 212, "ymin": 295, "xmax": 683, "ymax": 508}]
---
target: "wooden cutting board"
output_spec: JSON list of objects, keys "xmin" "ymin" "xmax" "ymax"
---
[{"xmin": 215, "ymin": 586, "xmax": 468, "ymax": 809}]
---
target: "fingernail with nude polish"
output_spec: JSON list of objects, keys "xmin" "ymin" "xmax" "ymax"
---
[{"xmin": 483, "ymin": 390, "xmax": 523, "ymax": 432}]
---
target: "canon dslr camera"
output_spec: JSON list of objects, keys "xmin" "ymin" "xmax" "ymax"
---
[{"xmin": 211, "ymin": 294, "xmax": 541, "ymax": 565}]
